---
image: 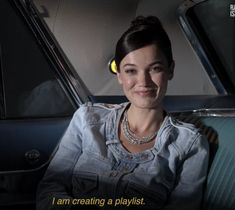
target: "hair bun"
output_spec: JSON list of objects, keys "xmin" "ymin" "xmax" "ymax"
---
[{"xmin": 130, "ymin": 16, "xmax": 162, "ymax": 28}]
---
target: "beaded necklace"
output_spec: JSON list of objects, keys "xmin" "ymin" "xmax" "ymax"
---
[{"xmin": 122, "ymin": 110, "xmax": 158, "ymax": 145}]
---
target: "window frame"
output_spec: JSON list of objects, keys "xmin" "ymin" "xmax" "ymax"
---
[
  {"xmin": 16, "ymin": 0, "xmax": 90, "ymax": 106},
  {"xmin": 177, "ymin": 0, "xmax": 235, "ymax": 95},
  {"xmin": 0, "ymin": 0, "xmax": 92, "ymax": 119}
]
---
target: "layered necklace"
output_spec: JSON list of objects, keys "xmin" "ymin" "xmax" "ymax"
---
[{"xmin": 122, "ymin": 110, "xmax": 158, "ymax": 145}]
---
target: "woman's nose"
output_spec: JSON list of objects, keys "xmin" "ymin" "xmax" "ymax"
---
[{"xmin": 137, "ymin": 72, "xmax": 151, "ymax": 85}]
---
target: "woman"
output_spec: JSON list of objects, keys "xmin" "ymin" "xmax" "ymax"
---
[{"xmin": 36, "ymin": 16, "xmax": 209, "ymax": 210}]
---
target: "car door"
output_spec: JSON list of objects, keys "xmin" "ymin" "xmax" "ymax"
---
[{"xmin": 0, "ymin": 0, "xmax": 89, "ymax": 209}]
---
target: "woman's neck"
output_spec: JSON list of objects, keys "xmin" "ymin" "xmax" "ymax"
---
[{"xmin": 126, "ymin": 104, "xmax": 165, "ymax": 136}]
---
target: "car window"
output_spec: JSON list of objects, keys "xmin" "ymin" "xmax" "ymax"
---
[
  {"xmin": 192, "ymin": 0, "xmax": 235, "ymax": 91},
  {"xmin": 179, "ymin": 0, "xmax": 235, "ymax": 93},
  {"xmin": 0, "ymin": 0, "xmax": 76, "ymax": 119}
]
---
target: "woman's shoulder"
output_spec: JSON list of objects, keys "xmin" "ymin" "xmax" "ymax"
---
[
  {"xmin": 167, "ymin": 115, "xmax": 208, "ymax": 154},
  {"xmin": 169, "ymin": 115, "xmax": 200, "ymax": 134},
  {"xmin": 83, "ymin": 102, "xmax": 126, "ymax": 109},
  {"xmin": 78, "ymin": 102, "xmax": 127, "ymax": 113},
  {"xmin": 72, "ymin": 102, "xmax": 127, "ymax": 124}
]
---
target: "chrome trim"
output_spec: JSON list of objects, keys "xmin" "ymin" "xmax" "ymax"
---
[
  {"xmin": 175, "ymin": 108, "xmax": 235, "ymax": 117},
  {"xmin": 0, "ymin": 159, "xmax": 48, "ymax": 175},
  {"xmin": 177, "ymin": 0, "xmax": 228, "ymax": 95},
  {"xmin": 15, "ymin": 0, "xmax": 91, "ymax": 106}
]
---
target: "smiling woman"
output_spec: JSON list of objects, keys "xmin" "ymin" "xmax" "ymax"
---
[
  {"xmin": 116, "ymin": 44, "xmax": 173, "ymax": 152},
  {"xmin": 117, "ymin": 45, "xmax": 173, "ymax": 109},
  {"xmin": 114, "ymin": 16, "xmax": 174, "ymax": 153},
  {"xmin": 36, "ymin": 16, "xmax": 209, "ymax": 210}
]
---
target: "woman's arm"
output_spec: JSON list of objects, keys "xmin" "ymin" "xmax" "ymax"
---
[
  {"xmin": 36, "ymin": 108, "xmax": 84, "ymax": 210},
  {"xmin": 164, "ymin": 134, "xmax": 209, "ymax": 210}
]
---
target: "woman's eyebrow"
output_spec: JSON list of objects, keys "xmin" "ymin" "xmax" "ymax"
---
[
  {"xmin": 149, "ymin": 60, "xmax": 165, "ymax": 66},
  {"xmin": 122, "ymin": 60, "xmax": 165, "ymax": 68},
  {"xmin": 122, "ymin": 63, "xmax": 137, "ymax": 68}
]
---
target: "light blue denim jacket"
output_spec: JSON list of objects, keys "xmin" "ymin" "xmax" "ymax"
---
[{"xmin": 36, "ymin": 102, "xmax": 209, "ymax": 210}]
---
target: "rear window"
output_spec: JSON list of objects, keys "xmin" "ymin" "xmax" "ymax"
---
[
  {"xmin": 183, "ymin": 0, "xmax": 235, "ymax": 93},
  {"xmin": 192, "ymin": 0, "xmax": 234, "ymax": 80},
  {"xmin": 0, "ymin": 0, "xmax": 76, "ymax": 119}
]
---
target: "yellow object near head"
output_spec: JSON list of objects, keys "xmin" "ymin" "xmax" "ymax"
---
[{"xmin": 110, "ymin": 59, "xmax": 117, "ymax": 74}]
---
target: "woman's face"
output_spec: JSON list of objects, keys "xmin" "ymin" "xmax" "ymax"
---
[{"xmin": 117, "ymin": 44, "xmax": 174, "ymax": 109}]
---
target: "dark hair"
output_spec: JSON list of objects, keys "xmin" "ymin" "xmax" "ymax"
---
[{"xmin": 115, "ymin": 16, "xmax": 173, "ymax": 70}]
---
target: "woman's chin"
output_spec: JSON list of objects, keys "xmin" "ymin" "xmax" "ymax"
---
[{"xmin": 130, "ymin": 97, "xmax": 162, "ymax": 109}]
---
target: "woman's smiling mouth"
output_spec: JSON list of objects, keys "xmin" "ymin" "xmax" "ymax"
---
[{"xmin": 134, "ymin": 89, "xmax": 156, "ymax": 96}]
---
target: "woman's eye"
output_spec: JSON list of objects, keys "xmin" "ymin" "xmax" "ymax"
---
[
  {"xmin": 151, "ymin": 66, "xmax": 163, "ymax": 72},
  {"xmin": 125, "ymin": 69, "xmax": 136, "ymax": 74}
]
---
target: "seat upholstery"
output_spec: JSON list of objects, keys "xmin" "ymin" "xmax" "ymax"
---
[
  {"xmin": 177, "ymin": 115, "xmax": 235, "ymax": 210},
  {"xmin": 201, "ymin": 117, "xmax": 235, "ymax": 210}
]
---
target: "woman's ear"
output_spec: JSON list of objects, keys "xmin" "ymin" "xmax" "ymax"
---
[
  {"xmin": 116, "ymin": 71, "xmax": 123, "ymax": 84},
  {"xmin": 168, "ymin": 61, "xmax": 175, "ymax": 80}
]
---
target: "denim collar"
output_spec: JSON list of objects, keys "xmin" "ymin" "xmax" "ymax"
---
[{"xmin": 105, "ymin": 102, "xmax": 172, "ymax": 163}]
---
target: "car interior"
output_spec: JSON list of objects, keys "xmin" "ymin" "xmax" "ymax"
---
[{"xmin": 0, "ymin": 0, "xmax": 235, "ymax": 210}]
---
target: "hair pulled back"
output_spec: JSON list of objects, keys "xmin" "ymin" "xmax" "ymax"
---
[{"xmin": 115, "ymin": 16, "xmax": 173, "ymax": 70}]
